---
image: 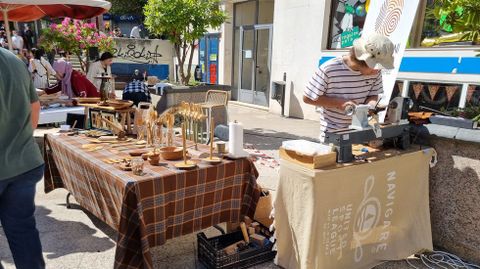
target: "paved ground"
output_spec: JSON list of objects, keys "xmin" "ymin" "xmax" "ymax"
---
[{"xmin": 0, "ymin": 103, "xmax": 437, "ymax": 268}]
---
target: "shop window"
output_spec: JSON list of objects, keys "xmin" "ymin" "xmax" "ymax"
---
[
  {"xmin": 258, "ymin": 0, "xmax": 274, "ymax": 25},
  {"xmin": 408, "ymin": 82, "xmax": 462, "ymax": 112},
  {"xmin": 234, "ymin": 1, "xmax": 256, "ymax": 27},
  {"xmin": 327, "ymin": 0, "xmax": 368, "ymax": 49}
]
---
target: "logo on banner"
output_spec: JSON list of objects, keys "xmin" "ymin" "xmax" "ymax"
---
[
  {"xmin": 375, "ymin": 0, "xmax": 405, "ymax": 37},
  {"xmin": 353, "ymin": 172, "xmax": 397, "ymax": 263},
  {"xmin": 353, "ymin": 176, "xmax": 381, "ymax": 262}
]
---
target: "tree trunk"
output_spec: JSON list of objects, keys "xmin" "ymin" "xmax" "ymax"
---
[
  {"xmin": 185, "ymin": 41, "xmax": 196, "ymax": 85},
  {"xmin": 180, "ymin": 41, "xmax": 189, "ymax": 85},
  {"xmin": 174, "ymin": 43, "xmax": 185, "ymax": 84}
]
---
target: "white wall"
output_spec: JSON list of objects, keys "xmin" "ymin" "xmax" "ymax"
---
[{"xmin": 270, "ymin": 0, "xmax": 329, "ymax": 120}]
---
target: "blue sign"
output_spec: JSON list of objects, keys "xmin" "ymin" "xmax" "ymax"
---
[
  {"xmin": 113, "ymin": 15, "xmax": 141, "ymax": 22},
  {"xmin": 103, "ymin": 13, "xmax": 112, "ymax": 20}
]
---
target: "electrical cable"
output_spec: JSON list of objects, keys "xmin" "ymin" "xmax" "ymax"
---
[{"xmin": 405, "ymin": 251, "xmax": 480, "ymax": 269}]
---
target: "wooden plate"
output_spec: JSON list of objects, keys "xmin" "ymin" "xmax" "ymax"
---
[
  {"xmin": 116, "ymin": 163, "xmax": 132, "ymax": 171},
  {"xmin": 74, "ymin": 97, "xmax": 101, "ymax": 104},
  {"xmin": 175, "ymin": 161, "xmax": 197, "ymax": 170},
  {"xmin": 202, "ymin": 157, "xmax": 223, "ymax": 164},
  {"xmin": 129, "ymin": 149, "xmax": 149, "ymax": 157},
  {"xmin": 107, "ymin": 100, "xmax": 134, "ymax": 110}
]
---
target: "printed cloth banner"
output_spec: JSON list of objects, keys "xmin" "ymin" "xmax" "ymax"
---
[
  {"xmin": 361, "ymin": 0, "xmax": 421, "ymax": 121},
  {"xmin": 274, "ymin": 149, "xmax": 434, "ymax": 269}
]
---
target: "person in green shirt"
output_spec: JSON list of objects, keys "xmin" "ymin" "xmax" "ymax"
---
[{"xmin": 0, "ymin": 47, "xmax": 45, "ymax": 269}]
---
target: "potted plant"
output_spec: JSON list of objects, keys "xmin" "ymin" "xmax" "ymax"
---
[{"xmin": 143, "ymin": 0, "xmax": 227, "ymax": 85}]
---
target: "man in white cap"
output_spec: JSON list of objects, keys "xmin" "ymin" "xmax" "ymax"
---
[{"xmin": 303, "ymin": 33, "xmax": 395, "ymax": 142}]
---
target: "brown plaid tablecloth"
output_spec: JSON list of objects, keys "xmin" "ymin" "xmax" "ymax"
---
[{"xmin": 44, "ymin": 134, "xmax": 261, "ymax": 269}]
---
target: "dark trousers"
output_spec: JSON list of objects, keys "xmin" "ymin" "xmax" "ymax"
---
[
  {"xmin": 122, "ymin": 92, "xmax": 151, "ymax": 107},
  {"xmin": 0, "ymin": 165, "xmax": 45, "ymax": 269}
]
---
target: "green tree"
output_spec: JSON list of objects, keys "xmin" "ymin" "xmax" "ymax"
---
[
  {"xmin": 144, "ymin": 0, "xmax": 227, "ymax": 85},
  {"xmin": 109, "ymin": 0, "xmax": 148, "ymax": 17},
  {"xmin": 433, "ymin": 0, "xmax": 480, "ymax": 42}
]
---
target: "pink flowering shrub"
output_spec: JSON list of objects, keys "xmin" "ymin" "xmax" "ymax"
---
[{"xmin": 39, "ymin": 17, "xmax": 116, "ymax": 71}]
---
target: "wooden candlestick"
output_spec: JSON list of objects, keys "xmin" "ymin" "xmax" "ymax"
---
[
  {"xmin": 175, "ymin": 121, "xmax": 197, "ymax": 170},
  {"xmin": 202, "ymin": 116, "xmax": 221, "ymax": 164},
  {"xmin": 182, "ymin": 122, "xmax": 187, "ymax": 164},
  {"xmin": 210, "ymin": 117, "xmax": 214, "ymax": 159}
]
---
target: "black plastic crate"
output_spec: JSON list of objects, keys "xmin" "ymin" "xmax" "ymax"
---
[{"xmin": 197, "ymin": 230, "xmax": 276, "ymax": 269}]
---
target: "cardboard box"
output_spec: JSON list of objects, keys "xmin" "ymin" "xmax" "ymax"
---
[{"xmin": 279, "ymin": 147, "xmax": 337, "ymax": 169}]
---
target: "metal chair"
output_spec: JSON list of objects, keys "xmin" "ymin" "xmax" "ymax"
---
[{"xmin": 200, "ymin": 90, "xmax": 229, "ymax": 143}]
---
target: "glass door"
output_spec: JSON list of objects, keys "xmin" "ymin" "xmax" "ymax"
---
[{"xmin": 237, "ymin": 24, "xmax": 272, "ymax": 107}]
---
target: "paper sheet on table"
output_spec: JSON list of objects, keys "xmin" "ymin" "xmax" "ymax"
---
[{"xmin": 281, "ymin": 140, "xmax": 332, "ymax": 157}]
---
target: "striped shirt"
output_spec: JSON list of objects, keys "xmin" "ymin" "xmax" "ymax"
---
[{"xmin": 304, "ymin": 57, "xmax": 383, "ymax": 140}]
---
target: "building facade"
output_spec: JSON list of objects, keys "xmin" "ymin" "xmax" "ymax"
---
[{"xmin": 206, "ymin": 0, "xmax": 480, "ymax": 121}]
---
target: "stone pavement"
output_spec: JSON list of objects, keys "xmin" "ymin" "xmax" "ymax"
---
[{"xmin": 0, "ymin": 103, "xmax": 432, "ymax": 269}]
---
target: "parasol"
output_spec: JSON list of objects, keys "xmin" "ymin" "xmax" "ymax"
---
[{"xmin": 0, "ymin": 0, "xmax": 111, "ymax": 51}]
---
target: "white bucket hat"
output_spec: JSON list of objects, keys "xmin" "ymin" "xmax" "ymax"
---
[{"xmin": 353, "ymin": 33, "xmax": 395, "ymax": 70}]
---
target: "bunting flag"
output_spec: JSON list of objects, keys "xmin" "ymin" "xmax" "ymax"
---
[
  {"xmin": 397, "ymin": 81, "xmax": 404, "ymax": 95},
  {"xmin": 413, "ymin": 83, "xmax": 423, "ymax": 100},
  {"xmin": 428, "ymin": 85, "xmax": 440, "ymax": 100},
  {"xmin": 445, "ymin": 86, "xmax": 458, "ymax": 102},
  {"xmin": 467, "ymin": 85, "xmax": 477, "ymax": 103}
]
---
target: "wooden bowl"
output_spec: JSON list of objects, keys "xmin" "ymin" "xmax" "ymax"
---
[
  {"xmin": 148, "ymin": 155, "xmax": 161, "ymax": 165},
  {"xmin": 160, "ymin": 147, "xmax": 184, "ymax": 161}
]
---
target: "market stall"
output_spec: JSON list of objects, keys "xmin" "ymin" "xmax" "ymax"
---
[
  {"xmin": 274, "ymin": 147, "xmax": 436, "ymax": 269},
  {"xmin": 43, "ymin": 131, "xmax": 260, "ymax": 269}
]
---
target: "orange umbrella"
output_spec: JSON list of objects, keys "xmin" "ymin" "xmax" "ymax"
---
[{"xmin": 0, "ymin": 0, "xmax": 111, "ymax": 51}]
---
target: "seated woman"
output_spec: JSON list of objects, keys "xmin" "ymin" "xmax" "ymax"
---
[{"xmin": 41, "ymin": 52, "xmax": 100, "ymax": 98}]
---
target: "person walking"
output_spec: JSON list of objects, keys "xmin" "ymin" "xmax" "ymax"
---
[
  {"xmin": 11, "ymin": 30, "xmax": 24, "ymax": 53},
  {"xmin": 29, "ymin": 48, "xmax": 57, "ymax": 89},
  {"xmin": 0, "ymin": 48, "xmax": 45, "ymax": 269},
  {"xmin": 23, "ymin": 25, "xmax": 34, "ymax": 50},
  {"xmin": 0, "ymin": 30, "xmax": 7, "ymax": 48}
]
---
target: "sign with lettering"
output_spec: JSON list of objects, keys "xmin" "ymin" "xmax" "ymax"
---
[
  {"xmin": 361, "ymin": 0, "xmax": 420, "ymax": 121},
  {"xmin": 112, "ymin": 38, "xmax": 174, "ymax": 65},
  {"xmin": 341, "ymin": 26, "xmax": 361, "ymax": 48}
]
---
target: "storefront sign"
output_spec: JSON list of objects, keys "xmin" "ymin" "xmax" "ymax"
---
[
  {"xmin": 341, "ymin": 26, "xmax": 361, "ymax": 48},
  {"xmin": 361, "ymin": 0, "xmax": 420, "ymax": 121},
  {"xmin": 112, "ymin": 38, "xmax": 174, "ymax": 65}
]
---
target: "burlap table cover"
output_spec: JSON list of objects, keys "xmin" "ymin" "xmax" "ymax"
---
[
  {"xmin": 44, "ymin": 134, "xmax": 260, "ymax": 269},
  {"xmin": 274, "ymin": 148, "xmax": 435, "ymax": 269}
]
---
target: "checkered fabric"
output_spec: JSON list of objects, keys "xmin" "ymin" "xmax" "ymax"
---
[
  {"xmin": 44, "ymin": 134, "xmax": 261, "ymax": 269},
  {"xmin": 123, "ymin": 81, "xmax": 151, "ymax": 99}
]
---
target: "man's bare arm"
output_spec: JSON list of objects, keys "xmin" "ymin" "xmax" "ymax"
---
[
  {"xmin": 303, "ymin": 95, "xmax": 356, "ymax": 111},
  {"xmin": 31, "ymin": 101, "xmax": 40, "ymax": 129}
]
